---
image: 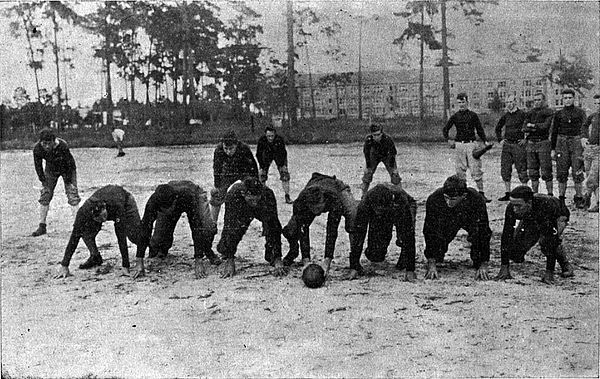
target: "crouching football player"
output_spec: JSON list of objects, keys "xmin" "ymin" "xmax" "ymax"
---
[
  {"xmin": 496, "ymin": 185, "xmax": 574, "ymax": 284},
  {"xmin": 54, "ymin": 185, "xmax": 143, "ymax": 279},
  {"xmin": 282, "ymin": 172, "xmax": 358, "ymax": 277},
  {"xmin": 133, "ymin": 180, "xmax": 221, "ymax": 279},
  {"xmin": 348, "ymin": 183, "xmax": 417, "ymax": 281},
  {"xmin": 217, "ymin": 177, "xmax": 286, "ymax": 278},
  {"xmin": 423, "ymin": 175, "xmax": 492, "ymax": 280}
]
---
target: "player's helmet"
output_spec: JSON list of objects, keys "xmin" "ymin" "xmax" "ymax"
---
[{"xmin": 302, "ymin": 263, "xmax": 325, "ymax": 288}]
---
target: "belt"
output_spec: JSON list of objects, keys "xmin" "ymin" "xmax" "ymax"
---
[
  {"xmin": 505, "ymin": 140, "xmax": 520, "ymax": 143},
  {"xmin": 456, "ymin": 140, "xmax": 475, "ymax": 143},
  {"xmin": 527, "ymin": 138, "xmax": 547, "ymax": 142}
]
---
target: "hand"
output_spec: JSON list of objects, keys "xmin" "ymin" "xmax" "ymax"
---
[
  {"xmin": 271, "ymin": 258, "xmax": 288, "ymax": 277},
  {"xmin": 53, "ymin": 265, "xmax": 72, "ymax": 279},
  {"xmin": 132, "ymin": 258, "xmax": 145, "ymax": 279},
  {"xmin": 581, "ymin": 138, "xmax": 589, "ymax": 149},
  {"xmin": 541, "ymin": 270, "xmax": 554, "ymax": 284},
  {"xmin": 475, "ymin": 262, "xmax": 489, "ymax": 281},
  {"xmin": 301, "ymin": 257, "xmax": 311, "ymax": 268},
  {"xmin": 194, "ymin": 258, "xmax": 209, "ymax": 279},
  {"xmin": 346, "ymin": 265, "xmax": 364, "ymax": 280},
  {"xmin": 424, "ymin": 259, "xmax": 438, "ymax": 280},
  {"xmin": 499, "ymin": 139, "xmax": 505, "ymax": 146},
  {"xmin": 323, "ymin": 257, "xmax": 332, "ymax": 278},
  {"xmin": 518, "ymin": 138, "xmax": 527, "ymax": 147},
  {"xmin": 447, "ymin": 139, "xmax": 456, "ymax": 149},
  {"xmin": 220, "ymin": 258, "xmax": 236, "ymax": 278},
  {"xmin": 551, "ymin": 150, "xmax": 557, "ymax": 160},
  {"xmin": 404, "ymin": 271, "xmax": 416, "ymax": 282},
  {"xmin": 495, "ymin": 264, "xmax": 512, "ymax": 280}
]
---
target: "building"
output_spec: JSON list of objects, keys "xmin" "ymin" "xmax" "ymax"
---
[{"xmin": 295, "ymin": 63, "xmax": 578, "ymax": 120}]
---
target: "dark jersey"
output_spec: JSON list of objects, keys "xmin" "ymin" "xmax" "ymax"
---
[
  {"xmin": 523, "ymin": 106, "xmax": 554, "ymax": 141},
  {"xmin": 256, "ymin": 134, "xmax": 288, "ymax": 168},
  {"xmin": 33, "ymin": 138, "xmax": 77, "ymax": 183},
  {"xmin": 443, "ymin": 109, "xmax": 486, "ymax": 142},
  {"xmin": 551, "ymin": 105, "xmax": 587, "ymax": 149},
  {"xmin": 213, "ymin": 142, "xmax": 258, "ymax": 188},
  {"xmin": 363, "ymin": 133, "xmax": 397, "ymax": 167},
  {"xmin": 495, "ymin": 109, "xmax": 527, "ymax": 142}
]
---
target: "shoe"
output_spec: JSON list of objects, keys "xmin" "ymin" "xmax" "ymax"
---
[
  {"xmin": 79, "ymin": 255, "xmax": 103, "ymax": 269},
  {"xmin": 498, "ymin": 192, "xmax": 510, "ymax": 201},
  {"xmin": 117, "ymin": 151, "xmax": 125, "ymax": 157},
  {"xmin": 285, "ymin": 194, "xmax": 293, "ymax": 204},
  {"xmin": 31, "ymin": 223, "xmax": 47, "ymax": 237},
  {"xmin": 574, "ymin": 196, "xmax": 586, "ymax": 209},
  {"xmin": 583, "ymin": 193, "xmax": 591, "ymax": 209},
  {"xmin": 560, "ymin": 261, "xmax": 575, "ymax": 278},
  {"xmin": 205, "ymin": 251, "xmax": 222, "ymax": 266},
  {"xmin": 588, "ymin": 204, "xmax": 599, "ymax": 213},
  {"xmin": 479, "ymin": 192, "xmax": 492, "ymax": 203}
]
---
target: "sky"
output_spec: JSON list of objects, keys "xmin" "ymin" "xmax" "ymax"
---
[{"xmin": 0, "ymin": 0, "xmax": 599, "ymax": 107}]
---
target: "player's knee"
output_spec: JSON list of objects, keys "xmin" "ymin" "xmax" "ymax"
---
[
  {"xmin": 390, "ymin": 172, "xmax": 401, "ymax": 185},
  {"xmin": 279, "ymin": 169, "xmax": 290, "ymax": 182}
]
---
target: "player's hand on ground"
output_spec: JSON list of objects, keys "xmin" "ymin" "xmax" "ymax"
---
[
  {"xmin": 53, "ymin": 265, "xmax": 72, "ymax": 279},
  {"xmin": 424, "ymin": 259, "xmax": 438, "ymax": 280},
  {"xmin": 346, "ymin": 265, "xmax": 364, "ymax": 280},
  {"xmin": 447, "ymin": 139, "xmax": 456, "ymax": 149},
  {"xmin": 475, "ymin": 262, "xmax": 489, "ymax": 281},
  {"xmin": 518, "ymin": 138, "xmax": 527, "ymax": 147},
  {"xmin": 404, "ymin": 271, "xmax": 416, "ymax": 282},
  {"xmin": 132, "ymin": 258, "xmax": 145, "ymax": 279},
  {"xmin": 194, "ymin": 258, "xmax": 209, "ymax": 279},
  {"xmin": 119, "ymin": 267, "xmax": 130, "ymax": 277},
  {"xmin": 551, "ymin": 150, "xmax": 557, "ymax": 160},
  {"xmin": 220, "ymin": 258, "xmax": 236, "ymax": 278},
  {"xmin": 271, "ymin": 258, "xmax": 288, "ymax": 277},
  {"xmin": 495, "ymin": 264, "xmax": 512, "ymax": 280},
  {"xmin": 301, "ymin": 257, "xmax": 311, "ymax": 268},
  {"xmin": 541, "ymin": 270, "xmax": 554, "ymax": 284}
]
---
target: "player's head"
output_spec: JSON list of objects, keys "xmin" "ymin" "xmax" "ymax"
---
[
  {"xmin": 533, "ymin": 92, "xmax": 545, "ymax": 108},
  {"xmin": 456, "ymin": 93, "xmax": 468, "ymax": 110},
  {"xmin": 242, "ymin": 176, "xmax": 263, "ymax": 207},
  {"xmin": 39, "ymin": 128, "xmax": 56, "ymax": 151},
  {"xmin": 366, "ymin": 185, "xmax": 394, "ymax": 215},
  {"xmin": 302, "ymin": 263, "xmax": 325, "ymax": 288},
  {"xmin": 265, "ymin": 125, "xmax": 276, "ymax": 143},
  {"xmin": 443, "ymin": 174, "xmax": 467, "ymax": 208},
  {"xmin": 297, "ymin": 186, "xmax": 326, "ymax": 215},
  {"xmin": 88, "ymin": 197, "xmax": 108, "ymax": 223},
  {"xmin": 561, "ymin": 89, "xmax": 575, "ymax": 107},
  {"xmin": 221, "ymin": 130, "xmax": 238, "ymax": 156},
  {"xmin": 505, "ymin": 95, "xmax": 517, "ymax": 111},
  {"xmin": 593, "ymin": 94, "xmax": 600, "ymax": 111},
  {"xmin": 509, "ymin": 185, "xmax": 534, "ymax": 217},
  {"xmin": 154, "ymin": 184, "xmax": 177, "ymax": 211},
  {"xmin": 370, "ymin": 124, "xmax": 383, "ymax": 141}
]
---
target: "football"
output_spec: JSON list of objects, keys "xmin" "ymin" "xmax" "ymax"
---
[{"xmin": 302, "ymin": 263, "xmax": 326, "ymax": 288}]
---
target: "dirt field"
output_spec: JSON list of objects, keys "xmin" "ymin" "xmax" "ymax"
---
[{"xmin": 1, "ymin": 143, "xmax": 598, "ymax": 378}]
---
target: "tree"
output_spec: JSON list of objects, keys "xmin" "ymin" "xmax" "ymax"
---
[
  {"xmin": 4, "ymin": 3, "xmax": 45, "ymax": 101},
  {"xmin": 394, "ymin": 1, "xmax": 442, "ymax": 141},
  {"xmin": 318, "ymin": 72, "xmax": 354, "ymax": 118},
  {"xmin": 294, "ymin": 7, "xmax": 320, "ymax": 119},
  {"xmin": 286, "ymin": 0, "xmax": 298, "ymax": 128},
  {"xmin": 546, "ymin": 50, "xmax": 595, "ymax": 96},
  {"xmin": 488, "ymin": 89, "xmax": 503, "ymax": 113}
]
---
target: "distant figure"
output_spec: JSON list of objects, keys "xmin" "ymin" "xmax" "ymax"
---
[
  {"xmin": 423, "ymin": 175, "xmax": 492, "ymax": 280},
  {"xmin": 581, "ymin": 94, "xmax": 600, "ymax": 212},
  {"xmin": 210, "ymin": 130, "xmax": 259, "ymax": 223},
  {"xmin": 551, "ymin": 88, "xmax": 587, "ymax": 208},
  {"xmin": 111, "ymin": 125, "xmax": 126, "ymax": 157},
  {"xmin": 256, "ymin": 125, "xmax": 293, "ymax": 204},
  {"xmin": 216, "ymin": 177, "xmax": 286, "ymax": 278},
  {"xmin": 522, "ymin": 92, "xmax": 554, "ymax": 196},
  {"xmin": 54, "ymin": 185, "xmax": 143, "ymax": 279},
  {"xmin": 443, "ymin": 93, "xmax": 492, "ymax": 203},
  {"xmin": 32, "ymin": 128, "xmax": 81, "ymax": 237},
  {"xmin": 133, "ymin": 181, "xmax": 221, "ymax": 279},
  {"xmin": 496, "ymin": 186, "xmax": 573, "ymax": 284},
  {"xmin": 348, "ymin": 183, "xmax": 417, "ymax": 281},
  {"xmin": 360, "ymin": 124, "xmax": 402, "ymax": 199},
  {"xmin": 495, "ymin": 95, "xmax": 528, "ymax": 201},
  {"xmin": 282, "ymin": 172, "xmax": 358, "ymax": 278}
]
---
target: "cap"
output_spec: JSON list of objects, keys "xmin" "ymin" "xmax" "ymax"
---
[
  {"xmin": 443, "ymin": 175, "xmax": 467, "ymax": 197},
  {"xmin": 39, "ymin": 128, "xmax": 55, "ymax": 142}
]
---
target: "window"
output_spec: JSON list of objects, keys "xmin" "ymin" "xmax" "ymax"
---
[
  {"xmin": 523, "ymin": 80, "xmax": 531, "ymax": 86},
  {"xmin": 473, "ymin": 92, "xmax": 480, "ymax": 100},
  {"xmin": 555, "ymin": 99, "xmax": 560, "ymax": 106},
  {"xmin": 499, "ymin": 91, "xmax": 506, "ymax": 99},
  {"xmin": 488, "ymin": 81, "xmax": 494, "ymax": 88},
  {"xmin": 498, "ymin": 81, "xmax": 506, "ymax": 87},
  {"xmin": 525, "ymin": 89, "xmax": 531, "ymax": 97},
  {"xmin": 487, "ymin": 91, "xmax": 495, "ymax": 99},
  {"xmin": 535, "ymin": 79, "xmax": 543, "ymax": 86},
  {"xmin": 555, "ymin": 89, "xmax": 559, "ymax": 95},
  {"xmin": 450, "ymin": 83, "xmax": 454, "ymax": 88},
  {"xmin": 535, "ymin": 89, "xmax": 542, "ymax": 94}
]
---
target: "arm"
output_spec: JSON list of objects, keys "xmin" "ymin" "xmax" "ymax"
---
[
  {"xmin": 33, "ymin": 146, "xmax": 46, "ymax": 183},
  {"xmin": 495, "ymin": 114, "xmax": 506, "ymax": 142},
  {"xmin": 324, "ymin": 210, "xmax": 342, "ymax": 259},
  {"xmin": 499, "ymin": 206, "xmax": 516, "ymax": 266},
  {"xmin": 114, "ymin": 222, "xmax": 130, "ymax": 268},
  {"xmin": 242, "ymin": 145, "xmax": 259, "ymax": 178},
  {"xmin": 349, "ymin": 202, "xmax": 369, "ymax": 271},
  {"xmin": 213, "ymin": 148, "xmax": 223, "ymax": 188},
  {"xmin": 363, "ymin": 139, "xmax": 372, "ymax": 167},
  {"xmin": 581, "ymin": 114, "xmax": 593, "ymax": 139},
  {"xmin": 255, "ymin": 138, "xmax": 266, "ymax": 169},
  {"xmin": 473, "ymin": 113, "xmax": 487, "ymax": 142},
  {"xmin": 549, "ymin": 113, "xmax": 559, "ymax": 150},
  {"xmin": 135, "ymin": 195, "xmax": 159, "ymax": 258},
  {"xmin": 395, "ymin": 202, "xmax": 416, "ymax": 273},
  {"xmin": 442, "ymin": 115, "xmax": 454, "ymax": 140}
]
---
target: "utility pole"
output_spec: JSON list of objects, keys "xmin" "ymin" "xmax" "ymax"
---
[
  {"xmin": 440, "ymin": 0, "xmax": 450, "ymax": 123},
  {"xmin": 286, "ymin": 0, "xmax": 298, "ymax": 128},
  {"xmin": 419, "ymin": 3, "xmax": 425, "ymax": 141},
  {"xmin": 358, "ymin": 17, "xmax": 363, "ymax": 120}
]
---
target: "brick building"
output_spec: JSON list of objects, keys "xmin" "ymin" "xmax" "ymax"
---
[{"xmin": 296, "ymin": 63, "xmax": 576, "ymax": 120}]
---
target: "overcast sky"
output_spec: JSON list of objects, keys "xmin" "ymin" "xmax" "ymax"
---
[{"xmin": 1, "ymin": 0, "xmax": 598, "ymax": 106}]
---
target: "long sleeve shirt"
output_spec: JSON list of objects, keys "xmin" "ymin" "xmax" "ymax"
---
[
  {"xmin": 495, "ymin": 108, "xmax": 527, "ymax": 142},
  {"xmin": 443, "ymin": 109, "xmax": 486, "ymax": 142},
  {"xmin": 61, "ymin": 186, "xmax": 136, "ymax": 267},
  {"xmin": 350, "ymin": 183, "xmax": 416, "ymax": 271},
  {"xmin": 501, "ymin": 194, "xmax": 570, "ymax": 266},
  {"xmin": 33, "ymin": 138, "xmax": 76, "ymax": 183},
  {"xmin": 217, "ymin": 182, "xmax": 282, "ymax": 259},
  {"xmin": 582, "ymin": 112, "xmax": 600, "ymax": 145},
  {"xmin": 523, "ymin": 106, "xmax": 554, "ymax": 141},
  {"xmin": 551, "ymin": 105, "xmax": 587, "ymax": 149},
  {"xmin": 291, "ymin": 173, "xmax": 356, "ymax": 259},
  {"xmin": 256, "ymin": 135, "xmax": 288, "ymax": 168},
  {"xmin": 213, "ymin": 142, "xmax": 258, "ymax": 188},
  {"xmin": 363, "ymin": 133, "xmax": 397, "ymax": 167}
]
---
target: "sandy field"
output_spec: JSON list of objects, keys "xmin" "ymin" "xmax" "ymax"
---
[{"xmin": 1, "ymin": 142, "xmax": 598, "ymax": 378}]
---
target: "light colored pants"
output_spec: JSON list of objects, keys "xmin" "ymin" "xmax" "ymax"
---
[{"xmin": 455, "ymin": 142, "xmax": 483, "ymax": 182}]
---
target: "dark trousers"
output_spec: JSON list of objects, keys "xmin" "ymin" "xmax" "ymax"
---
[
  {"xmin": 423, "ymin": 221, "xmax": 491, "ymax": 268},
  {"xmin": 507, "ymin": 219, "xmax": 561, "ymax": 271}
]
